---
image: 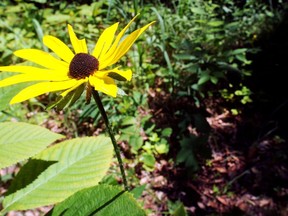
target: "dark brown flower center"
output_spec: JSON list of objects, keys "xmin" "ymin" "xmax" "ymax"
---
[{"xmin": 69, "ymin": 53, "xmax": 99, "ymax": 79}]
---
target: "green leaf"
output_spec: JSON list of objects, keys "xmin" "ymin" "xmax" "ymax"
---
[
  {"xmin": 210, "ymin": 76, "xmax": 218, "ymax": 84},
  {"xmin": 1, "ymin": 136, "xmax": 113, "ymax": 213},
  {"xmin": 172, "ymin": 203, "xmax": 187, "ymax": 216},
  {"xmin": 197, "ymin": 75, "xmax": 210, "ymax": 85},
  {"xmin": 141, "ymin": 153, "xmax": 155, "ymax": 168},
  {"xmin": 168, "ymin": 200, "xmax": 187, "ymax": 216},
  {"xmin": 229, "ymin": 48, "xmax": 247, "ymax": 55},
  {"xmin": 32, "ymin": 18, "xmax": 48, "ymax": 52},
  {"xmin": 100, "ymin": 174, "xmax": 119, "ymax": 186},
  {"xmin": 117, "ymin": 88, "xmax": 127, "ymax": 96},
  {"xmin": 120, "ymin": 125, "xmax": 139, "ymax": 137},
  {"xmin": 173, "ymin": 54, "xmax": 197, "ymax": 61},
  {"xmin": 161, "ymin": 128, "xmax": 172, "ymax": 137},
  {"xmin": 30, "ymin": 0, "xmax": 47, "ymax": 3},
  {"xmin": 129, "ymin": 135, "xmax": 143, "ymax": 153},
  {"xmin": 6, "ymin": 159, "xmax": 57, "ymax": 196},
  {"xmin": 48, "ymin": 184, "xmax": 146, "ymax": 216},
  {"xmin": 191, "ymin": 8, "xmax": 206, "ymax": 15},
  {"xmin": 176, "ymin": 136, "xmax": 198, "ymax": 170},
  {"xmin": 0, "ymin": 122, "xmax": 64, "ymax": 170},
  {"xmin": 130, "ymin": 184, "xmax": 146, "ymax": 199},
  {"xmin": 236, "ymin": 54, "xmax": 251, "ymax": 64},
  {"xmin": 45, "ymin": 14, "xmax": 70, "ymax": 23},
  {"xmin": 120, "ymin": 116, "xmax": 137, "ymax": 126},
  {"xmin": 155, "ymin": 139, "xmax": 169, "ymax": 154},
  {"xmin": 207, "ymin": 20, "xmax": 224, "ymax": 27}
]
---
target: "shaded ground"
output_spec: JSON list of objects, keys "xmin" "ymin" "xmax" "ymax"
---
[{"xmin": 137, "ymin": 87, "xmax": 288, "ymax": 215}]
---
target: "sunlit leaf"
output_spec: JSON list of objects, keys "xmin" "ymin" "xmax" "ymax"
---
[
  {"xmin": 129, "ymin": 135, "xmax": 143, "ymax": 153},
  {"xmin": 191, "ymin": 8, "xmax": 206, "ymax": 15},
  {"xmin": 0, "ymin": 122, "xmax": 63, "ymax": 170},
  {"xmin": 1, "ymin": 136, "xmax": 113, "ymax": 213},
  {"xmin": 45, "ymin": 14, "xmax": 70, "ymax": 23},
  {"xmin": 155, "ymin": 139, "xmax": 169, "ymax": 154},
  {"xmin": 207, "ymin": 20, "xmax": 224, "ymax": 27},
  {"xmin": 141, "ymin": 153, "xmax": 155, "ymax": 168},
  {"xmin": 130, "ymin": 184, "xmax": 146, "ymax": 199},
  {"xmin": 48, "ymin": 184, "xmax": 146, "ymax": 216}
]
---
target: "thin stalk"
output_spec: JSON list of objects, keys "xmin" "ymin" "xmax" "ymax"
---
[{"xmin": 92, "ymin": 89, "xmax": 129, "ymax": 191}]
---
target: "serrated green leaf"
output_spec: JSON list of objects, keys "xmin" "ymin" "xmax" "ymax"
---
[
  {"xmin": 48, "ymin": 184, "xmax": 146, "ymax": 216},
  {"xmin": 0, "ymin": 122, "xmax": 64, "ymax": 170},
  {"xmin": 6, "ymin": 159, "xmax": 57, "ymax": 196},
  {"xmin": 2, "ymin": 136, "xmax": 113, "ymax": 213}
]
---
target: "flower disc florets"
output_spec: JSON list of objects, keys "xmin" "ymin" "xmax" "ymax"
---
[{"xmin": 69, "ymin": 53, "xmax": 99, "ymax": 79}]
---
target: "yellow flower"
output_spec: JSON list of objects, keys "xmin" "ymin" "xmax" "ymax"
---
[{"xmin": 0, "ymin": 15, "xmax": 155, "ymax": 105}]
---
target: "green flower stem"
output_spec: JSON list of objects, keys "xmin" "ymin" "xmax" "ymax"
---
[{"xmin": 92, "ymin": 89, "xmax": 129, "ymax": 191}]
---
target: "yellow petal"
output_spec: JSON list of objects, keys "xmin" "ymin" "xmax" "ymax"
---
[
  {"xmin": 0, "ymin": 65, "xmax": 54, "ymax": 74},
  {"xmin": 14, "ymin": 49, "xmax": 68, "ymax": 71},
  {"xmin": 108, "ymin": 21, "xmax": 155, "ymax": 66},
  {"xmin": 0, "ymin": 73, "xmax": 70, "ymax": 88},
  {"xmin": 99, "ymin": 14, "xmax": 140, "ymax": 67},
  {"xmin": 0, "ymin": 65, "xmax": 69, "ymax": 78},
  {"xmin": 60, "ymin": 79, "xmax": 87, "ymax": 97},
  {"xmin": 96, "ymin": 67, "xmax": 132, "ymax": 81},
  {"xmin": 67, "ymin": 24, "xmax": 88, "ymax": 54},
  {"xmin": 92, "ymin": 22, "xmax": 119, "ymax": 59},
  {"xmin": 89, "ymin": 76, "xmax": 117, "ymax": 97},
  {"xmin": 10, "ymin": 79, "xmax": 79, "ymax": 104},
  {"xmin": 43, "ymin": 35, "xmax": 74, "ymax": 63}
]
